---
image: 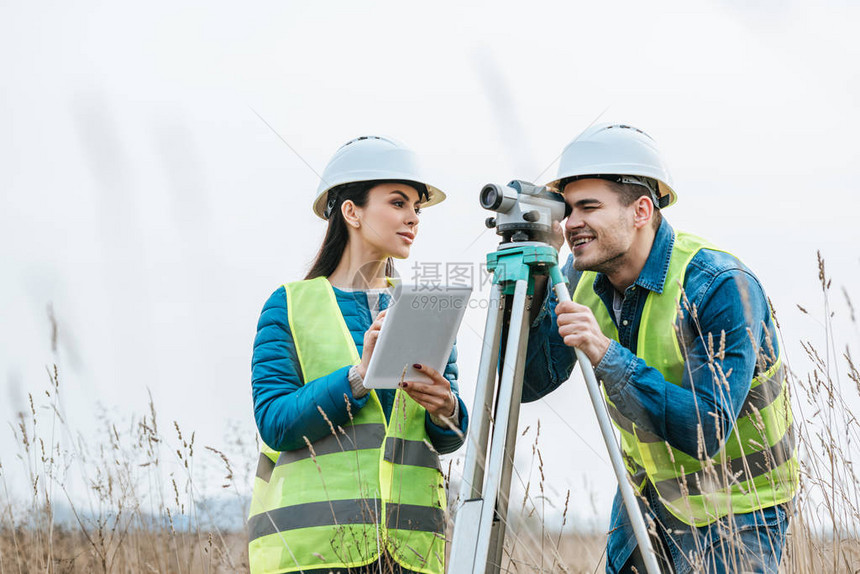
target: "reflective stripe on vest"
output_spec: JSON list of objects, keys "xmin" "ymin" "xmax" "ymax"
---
[
  {"xmin": 573, "ymin": 231, "xmax": 798, "ymax": 526},
  {"xmin": 248, "ymin": 277, "xmax": 446, "ymax": 574},
  {"xmin": 248, "ymin": 500, "xmax": 445, "ymax": 542}
]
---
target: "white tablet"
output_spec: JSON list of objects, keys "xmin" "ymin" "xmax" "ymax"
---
[{"xmin": 362, "ymin": 284, "xmax": 472, "ymax": 389}]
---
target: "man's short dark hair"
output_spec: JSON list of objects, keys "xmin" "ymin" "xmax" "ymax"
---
[{"xmin": 606, "ymin": 179, "xmax": 662, "ymax": 230}]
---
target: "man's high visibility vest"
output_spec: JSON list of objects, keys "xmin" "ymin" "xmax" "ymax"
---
[
  {"xmin": 248, "ymin": 277, "xmax": 447, "ymax": 574},
  {"xmin": 572, "ymin": 231, "xmax": 798, "ymax": 526}
]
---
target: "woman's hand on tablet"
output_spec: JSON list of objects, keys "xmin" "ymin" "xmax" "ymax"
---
[
  {"xmin": 400, "ymin": 364, "xmax": 456, "ymax": 419},
  {"xmin": 356, "ymin": 310, "xmax": 387, "ymax": 380}
]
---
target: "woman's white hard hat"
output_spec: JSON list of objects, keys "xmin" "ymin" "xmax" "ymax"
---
[
  {"xmin": 312, "ymin": 136, "xmax": 446, "ymax": 219},
  {"xmin": 546, "ymin": 123, "xmax": 677, "ymax": 208}
]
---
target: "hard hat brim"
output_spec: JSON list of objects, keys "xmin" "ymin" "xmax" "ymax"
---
[
  {"xmin": 546, "ymin": 175, "xmax": 677, "ymax": 209},
  {"xmin": 312, "ymin": 181, "xmax": 446, "ymax": 220}
]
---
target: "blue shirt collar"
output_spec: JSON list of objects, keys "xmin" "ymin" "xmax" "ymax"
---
[{"xmin": 593, "ymin": 218, "xmax": 675, "ymax": 296}]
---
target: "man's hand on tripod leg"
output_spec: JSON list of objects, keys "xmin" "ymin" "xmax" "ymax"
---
[{"xmin": 556, "ymin": 300, "xmax": 611, "ymax": 366}]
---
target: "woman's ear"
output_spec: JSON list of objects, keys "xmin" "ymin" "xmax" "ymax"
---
[
  {"xmin": 632, "ymin": 196, "xmax": 654, "ymax": 230},
  {"xmin": 341, "ymin": 200, "xmax": 361, "ymax": 228}
]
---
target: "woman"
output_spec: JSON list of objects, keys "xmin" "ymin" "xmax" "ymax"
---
[{"xmin": 248, "ymin": 136, "xmax": 469, "ymax": 574}]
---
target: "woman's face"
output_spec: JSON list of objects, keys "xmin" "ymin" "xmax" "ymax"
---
[{"xmin": 350, "ymin": 182, "xmax": 422, "ymax": 260}]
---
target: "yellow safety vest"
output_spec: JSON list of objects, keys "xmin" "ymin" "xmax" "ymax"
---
[
  {"xmin": 573, "ymin": 231, "xmax": 798, "ymax": 526},
  {"xmin": 248, "ymin": 277, "xmax": 447, "ymax": 573}
]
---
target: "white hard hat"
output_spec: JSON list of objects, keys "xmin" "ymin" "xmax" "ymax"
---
[
  {"xmin": 546, "ymin": 123, "xmax": 677, "ymax": 208},
  {"xmin": 312, "ymin": 136, "xmax": 446, "ymax": 219}
]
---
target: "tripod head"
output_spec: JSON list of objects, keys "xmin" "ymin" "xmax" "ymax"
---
[{"xmin": 480, "ymin": 180, "xmax": 568, "ymax": 244}]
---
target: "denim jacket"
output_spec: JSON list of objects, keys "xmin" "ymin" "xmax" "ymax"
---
[{"xmin": 522, "ymin": 219, "xmax": 786, "ymax": 573}]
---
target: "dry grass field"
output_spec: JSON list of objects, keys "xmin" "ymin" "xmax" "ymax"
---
[{"xmin": 2, "ymin": 253, "xmax": 860, "ymax": 573}]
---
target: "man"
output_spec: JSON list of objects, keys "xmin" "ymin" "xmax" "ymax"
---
[{"xmin": 522, "ymin": 123, "xmax": 797, "ymax": 573}]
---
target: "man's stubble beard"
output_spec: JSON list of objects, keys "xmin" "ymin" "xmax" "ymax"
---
[
  {"xmin": 572, "ymin": 247, "xmax": 627, "ymax": 275},
  {"xmin": 571, "ymin": 217, "xmax": 631, "ymax": 275}
]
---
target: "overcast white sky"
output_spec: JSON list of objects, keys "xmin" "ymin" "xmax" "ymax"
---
[{"xmin": 2, "ymin": 0, "xmax": 859, "ymax": 526}]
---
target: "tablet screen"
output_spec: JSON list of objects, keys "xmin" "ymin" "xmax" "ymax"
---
[{"xmin": 363, "ymin": 285, "xmax": 472, "ymax": 389}]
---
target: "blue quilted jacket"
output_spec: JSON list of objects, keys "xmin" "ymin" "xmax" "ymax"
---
[{"xmin": 252, "ymin": 284, "xmax": 469, "ymax": 455}]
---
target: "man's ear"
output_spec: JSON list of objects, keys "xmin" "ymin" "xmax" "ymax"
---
[
  {"xmin": 341, "ymin": 200, "xmax": 361, "ymax": 228},
  {"xmin": 632, "ymin": 196, "xmax": 654, "ymax": 230}
]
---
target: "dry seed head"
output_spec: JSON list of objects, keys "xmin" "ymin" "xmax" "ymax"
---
[
  {"xmin": 561, "ymin": 489, "xmax": 570, "ymax": 527},
  {"xmin": 317, "ymin": 405, "xmax": 337, "ymax": 436},
  {"xmin": 762, "ymin": 323, "xmax": 777, "ymax": 364},
  {"xmin": 817, "ymin": 250, "xmax": 827, "ymax": 290},
  {"xmin": 302, "ymin": 435, "xmax": 319, "ymax": 464},
  {"xmin": 343, "ymin": 393, "xmax": 354, "ymax": 421},
  {"xmin": 766, "ymin": 296, "xmax": 781, "ymax": 329}
]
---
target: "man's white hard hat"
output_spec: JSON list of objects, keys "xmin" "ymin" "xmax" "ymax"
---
[
  {"xmin": 546, "ymin": 123, "xmax": 677, "ymax": 208},
  {"xmin": 312, "ymin": 136, "xmax": 446, "ymax": 219}
]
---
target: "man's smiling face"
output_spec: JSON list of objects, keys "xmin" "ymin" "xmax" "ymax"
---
[{"xmin": 563, "ymin": 178, "xmax": 637, "ymax": 275}]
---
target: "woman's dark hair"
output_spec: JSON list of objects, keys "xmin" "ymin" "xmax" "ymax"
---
[{"xmin": 305, "ymin": 182, "xmax": 395, "ymax": 280}]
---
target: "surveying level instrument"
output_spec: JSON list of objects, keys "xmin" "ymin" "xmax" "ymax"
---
[{"xmin": 448, "ymin": 181, "xmax": 661, "ymax": 574}]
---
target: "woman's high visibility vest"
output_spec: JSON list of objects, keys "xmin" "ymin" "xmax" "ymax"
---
[
  {"xmin": 248, "ymin": 277, "xmax": 447, "ymax": 574},
  {"xmin": 572, "ymin": 232, "xmax": 798, "ymax": 526}
]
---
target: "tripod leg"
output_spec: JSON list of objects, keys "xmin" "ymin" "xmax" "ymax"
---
[
  {"xmin": 472, "ymin": 278, "xmax": 531, "ymax": 574},
  {"xmin": 449, "ymin": 284, "xmax": 505, "ymax": 573},
  {"xmin": 550, "ymin": 271, "xmax": 662, "ymax": 574},
  {"xmin": 459, "ymin": 283, "xmax": 505, "ymax": 500},
  {"xmin": 488, "ymin": 282, "xmax": 531, "ymax": 571}
]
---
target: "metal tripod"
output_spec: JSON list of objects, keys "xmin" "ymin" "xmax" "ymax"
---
[{"xmin": 448, "ymin": 241, "xmax": 661, "ymax": 574}]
